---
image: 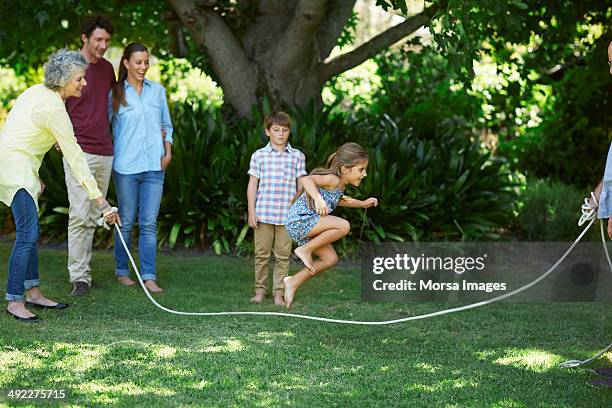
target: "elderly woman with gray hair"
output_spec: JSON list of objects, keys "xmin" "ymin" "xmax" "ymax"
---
[{"xmin": 0, "ymin": 49, "xmax": 120, "ymax": 323}]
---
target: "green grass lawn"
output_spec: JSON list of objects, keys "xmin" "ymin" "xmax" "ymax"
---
[{"xmin": 0, "ymin": 242, "xmax": 611, "ymax": 407}]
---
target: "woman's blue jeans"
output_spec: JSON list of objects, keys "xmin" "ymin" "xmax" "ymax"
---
[
  {"xmin": 5, "ymin": 189, "xmax": 40, "ymax": 301},
  {"xmin": 113, "ymin": 171, "xmax": 164, "ymax": 281}
]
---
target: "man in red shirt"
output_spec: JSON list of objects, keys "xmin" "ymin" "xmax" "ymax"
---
[{"xmin": 64, "ymin": 16, "xmax": 116, "ymax": 296}]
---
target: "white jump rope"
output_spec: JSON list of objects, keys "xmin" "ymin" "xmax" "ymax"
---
[{"xmin": 98, "ymin": 195, "xmax": 612, "ymax": 368}]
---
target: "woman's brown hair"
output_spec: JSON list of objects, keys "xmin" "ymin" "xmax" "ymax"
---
[{"xmin": 111, "ymin": 43, "xmax": 149, "ymax": 113}]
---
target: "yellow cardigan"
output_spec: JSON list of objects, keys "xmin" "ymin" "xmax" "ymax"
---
[{"xmin": 0, "ymin": 84, "xmax": 102, "ymax": 208}]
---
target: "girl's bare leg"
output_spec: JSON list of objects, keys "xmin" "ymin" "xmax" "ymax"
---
[
  {"xmin": 294, "ymin": 216, "xmax": 349, "ymax": 273},
  {"xmin": 285, "ymin": 244, "xmax": 338, "ymax": 309}
]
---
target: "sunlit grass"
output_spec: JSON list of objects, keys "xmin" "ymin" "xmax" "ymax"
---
[
  {"xmin": 0, "ymin": 243, "xmax": 611, "ymax": 406},
  {"xmin": 494, "ymin": 348, "xmax": 563, "ymax": 372}
]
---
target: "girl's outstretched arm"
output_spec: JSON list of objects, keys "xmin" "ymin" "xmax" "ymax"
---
[{"xmin": 339, "ymin": 196, "xmax": 378, "ymax": 208}]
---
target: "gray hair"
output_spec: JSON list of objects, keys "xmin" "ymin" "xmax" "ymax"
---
[{"xmin": 43, "ymin": 49, "xmax": 87, "ymax": 90}]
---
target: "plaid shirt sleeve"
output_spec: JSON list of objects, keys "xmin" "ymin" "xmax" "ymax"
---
[
  {"xmin": 247, "ymin": 151, "xmax": 260, "ymax": 178},
  {"xmin": 296, "ymin": 151, "xmax": 307, "ymax": 178}
]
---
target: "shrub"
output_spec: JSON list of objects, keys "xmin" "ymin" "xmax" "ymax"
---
[
  {"xmin": 159, "ymin": 105, "xmax": 254, "ymax": 254},
  {"xmin": 498, "ymin": 37, "xmax": 612, "ymax": 186},
  {"xmin": 24, "ymin": 102, "xmax": 517, "ymax": 254},
  {"xmin": 335, "ymin": 115, "xmax": 519, "ymax": 243},
  {"xmin": 515, "ymin": 179, "xmax": 598, "ymax": 241}
]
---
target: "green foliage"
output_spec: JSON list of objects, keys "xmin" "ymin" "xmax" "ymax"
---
[
  {"xmin": 286, "ymin": 100, "xmax": 355, "ymax": 160},
  {"xmin": 159, "ymin": 105, "xmax": 256, "ymax": 253},
  {"xmin": 0, "ymin": 204, "xmax": 12, "ymax": 235},
  {"xmin": 37, "ymin": 150, "xmax": 69, "ymax": 242},
  {"xmin": 323, "ymin": 59, "xmax": 382, "ymax": 110},
  {"xmin": 336, "ymin": 11, "xmax": 359, "ymax": 50},
  {"xmin": 431, "ymin": 0, "xmax": 610, "ymax": 85},
  {"xmin": 158, "ymin": 58, "xmax": 224, "ymax": 109},
  {"xmin": 342, "ymin": 116, "xmax": 518, "ymax": 242},
  {"xmin": 372, "ymin": 46, "xmax": 484, "ymax": 140},
  {"xmin": 0, "ymin": 0, "xmax": 171, "ymax": 73},
  {"xmin": 500, "ymin": 36, "xmax": 612, "ymax": 186},
  {"xmin": 0, "ymin": 67, "xmax": 29, "ymax": 122},
  {"xmin": 347, "ymin": 47, "xmax": 519, "ymax": 242},
  {"xmin": 375, "ymin": 0, "xmax": 409, "ymax": 15},
  {"xmin": 515, "ymin": 179, "xmax": 597, "ymax": 241},
  {"xmin": 17, "ymin": 96, "xmax": 517, "ymax": 254},
  {"xmin": 3, "ymin": 1, "xmax": 609, "ymax": 89}
]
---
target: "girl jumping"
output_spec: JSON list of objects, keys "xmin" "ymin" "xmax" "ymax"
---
[{"xmin": 284, "ymin": 142, "xmax": 378, "ymax": 308}]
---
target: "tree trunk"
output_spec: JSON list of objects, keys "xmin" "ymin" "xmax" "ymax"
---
[
  {"xmin": 168, "ymin": 0, "xmax": 438, "ymax": 117},
  {"xmin": 238, "ymin": 0, "xmax": 328, "ymax": 112}
]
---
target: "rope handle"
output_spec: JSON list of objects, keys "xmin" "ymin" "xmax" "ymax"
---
[
  {"xmin": 578, "ymin": 192, "xmax": 598, "ymax": 226},
  {"xmin": 96, "ymin": 206, "xmax": 118, "ymax": 230}
]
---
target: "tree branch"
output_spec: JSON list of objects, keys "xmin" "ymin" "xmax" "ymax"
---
[
  {"xmin": 168, "ymin": 0, "xmax": 258, "ymax": 116},
  {"xmin": 318, "ymin": 4, "xmax": 439, "ymax": 81},
  {"xmin": 273, "ymin": 0, "xmax": 328, "ymax": 70},
  {"xmin": 317, "ymin": 0, "xmax": 357, "ymax": 61}
]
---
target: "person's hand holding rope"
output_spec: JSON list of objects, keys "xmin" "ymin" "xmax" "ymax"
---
[
  {"xmin": 580, "ymin": 189, "xmax": 612, "ymax": 239},
  {"xmin": 95, "ymin": 197, "xmax": 121, "ymax": 228}
]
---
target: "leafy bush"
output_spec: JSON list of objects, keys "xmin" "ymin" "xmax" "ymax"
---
[
  {"xmin": 334, "ymin": 115, "xmax": 519, "ymax": 243},
  {"xmin": 20, "ymin": 101, "xmax": 518, "ymax": 255},
  {"xmin": 0, "ymin": 66, "xmax": 30, "ymax": 125},
  {"xmin": 0, "ymin": 204, "xmax": 12, "ymax": 235},
  {"xmin": 342, "ymin": 46, "xmax": 519, "ymax": 242},
  {"xmin": 498, "ymin": 37, "xmax": 612, "ymax": 186},
  {"xmin": 159, "ymin": 105, "xmax": 254, "ymax": 254},
  {"xmin": 371, "ymin": 46, "xmax": 484, "ymax": 141},
  {"xmin": 516, "ymin": 179, "xmax": 598, "ymax": 241}
]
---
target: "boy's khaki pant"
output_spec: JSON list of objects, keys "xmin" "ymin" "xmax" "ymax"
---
[{"xmin": 254, "ymin": 223, "xmax": 292, "ymax": 295}]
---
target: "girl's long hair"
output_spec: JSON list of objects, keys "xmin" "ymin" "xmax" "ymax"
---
[
  {"xmin": 111, "ymin": 43, "xmax": 149, "ymax": 113},
  {"xmin": 291, "ymin": 142, "xmax": 368, "ymax": 208}
]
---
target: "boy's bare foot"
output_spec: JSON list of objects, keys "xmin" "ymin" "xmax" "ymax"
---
[
  {"xmin": 283, "ymin": 276, "xmax": 297, "ymax": 309},
  {"xmin": 273, "ymin": 294, "xmax": 286, "ymax": 306},
  {"xmin": 250, "ymin": 293, "xmax": 265, "ymax": 304},
  {"xmin": 294, "ymin": 246, "xmax": 315, "ymax": 274},
  {"xmin": 144, "ymin": 280, "xmax": 164, "ymax": 293},
  {"xmin": 117, "ymin": 276, "xmax": 136, "ymax": 286}
]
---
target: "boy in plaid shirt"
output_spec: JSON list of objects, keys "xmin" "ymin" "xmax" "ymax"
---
[{"xmin": 247, "ymin": 112, "xmax": 307, "ymax": 306}]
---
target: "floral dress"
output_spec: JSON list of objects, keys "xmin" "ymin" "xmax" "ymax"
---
[{"xmin": 285, "ymin": 187, "xmax": 343, "ymax": 246}]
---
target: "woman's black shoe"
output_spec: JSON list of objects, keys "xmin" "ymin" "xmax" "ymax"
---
[
  {"xmin": 25, "ymin": 301, "xmax": 69, "ymax": 310},
  {"xmin": 5, "ymin": 309, "xmax": 40, "ymax": 323}
]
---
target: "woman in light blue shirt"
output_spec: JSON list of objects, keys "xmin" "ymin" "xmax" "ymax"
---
[{"xmin": 109, "ymin": 43, "xmax": 173, "ymax": 293}]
